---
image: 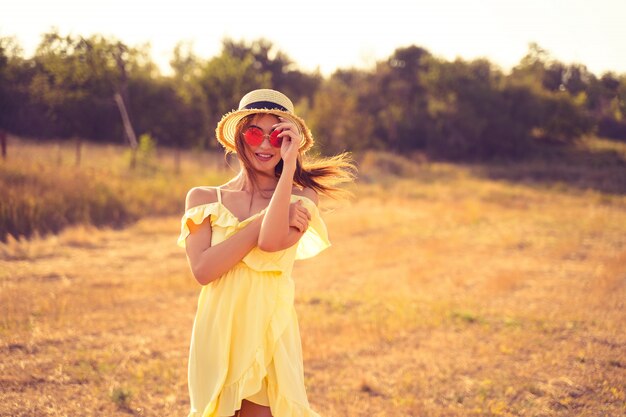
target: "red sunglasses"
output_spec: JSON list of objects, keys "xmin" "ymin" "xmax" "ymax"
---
[{"xmin": 243, "ymin": 126, "xmax": 283, "ymax": 148}]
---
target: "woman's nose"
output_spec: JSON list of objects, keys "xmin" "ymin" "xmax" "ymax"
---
[{"xmin": 259, "ymin": 135, "xmax": 272, "ymax": 148}]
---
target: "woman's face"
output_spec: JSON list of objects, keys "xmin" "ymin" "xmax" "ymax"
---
[{"xmin": 241, "ymin": 113, "xmax": 282, "ymax": 174}]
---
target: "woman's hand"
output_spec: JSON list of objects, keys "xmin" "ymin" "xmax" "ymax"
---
[
  {"xmin": 274, "ymin": 117, "xmax": 301, "ymax": 169},
  {"xmin": 289, "ymin": 200, "xmax": 311, "ymax": 233}
]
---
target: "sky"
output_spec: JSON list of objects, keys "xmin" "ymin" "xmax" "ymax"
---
[{"xmin": 2, "ymin": 0, "xmax": 626, "ymax": 77}]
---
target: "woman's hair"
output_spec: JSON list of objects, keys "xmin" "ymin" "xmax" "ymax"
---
[{"xmin": 231, "ymin": 114, "xmax": 356, "ymax": 198}]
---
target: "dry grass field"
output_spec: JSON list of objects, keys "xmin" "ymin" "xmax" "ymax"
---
[{"xmin": 1, "ymin": 137, "xmax": 625, "ymax": 416}]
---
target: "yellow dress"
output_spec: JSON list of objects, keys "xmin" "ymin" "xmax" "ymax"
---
[{"xmin": 177, "ymin": 189, "xmax": 329, "ymax": 417}]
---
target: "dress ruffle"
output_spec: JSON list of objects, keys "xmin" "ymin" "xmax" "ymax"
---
[
  {"xmin": 241, "ymin": 248, "xmax": 287, "ymax": 274},
  {"xmin": 177, "ymin": 202, "xmax": 237, "ymax": 248},
  {"xmin": 177, "ymin": 196, "xmax": 331, "ymax": 262},
  {"xmin": 293, "ymin": 197, "xmax": 331, "ymax": 260},
  {"xmin": 188, "ymin": 279, "xmax": 320, "ymax": 417}
]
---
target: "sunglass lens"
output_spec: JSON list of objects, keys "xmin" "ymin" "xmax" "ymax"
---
[
  {"xmin": 244, "ymin": 127, "xmax": 263, "ymax": 146},
  {"xmin": 270, "ymin": 129, "xmax": 282, "ymax": 148}
]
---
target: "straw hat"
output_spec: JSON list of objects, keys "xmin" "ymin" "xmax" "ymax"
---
[{"xmin": 215, "ymin": 89, "xmax": 314, "ymax": 153}]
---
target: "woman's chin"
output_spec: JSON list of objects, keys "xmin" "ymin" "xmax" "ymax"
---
[
  {"xmin": 251, "ymin": 157, "xmax": 279, "ymax": 174},
  {"xmin": 251, "ymin": 152, "xmax": 280, "ymax": 170}
]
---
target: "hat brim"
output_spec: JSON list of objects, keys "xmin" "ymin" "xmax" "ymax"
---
[{"xmin": 216, "ymin": 108, "xmax": 314, "ymax": 153}]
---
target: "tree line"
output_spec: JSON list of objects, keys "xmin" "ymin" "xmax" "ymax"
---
[{"xmin": 1, "ymin": 31, "xmax": 625, "ymax": 160}]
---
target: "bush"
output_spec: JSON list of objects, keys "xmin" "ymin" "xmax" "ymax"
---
[{"xmin": 598, "ymin": 117, "xmax": 626, "ymax": 140}]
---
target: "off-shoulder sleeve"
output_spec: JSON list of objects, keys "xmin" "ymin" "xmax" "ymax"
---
[
  {"xmin": 295, "ymin": 197, "xmax": 331, "ymax": 260},
  {"xmin": 241, "ymin": 248, "xmax": 288, "ymax": 274},
  {"xmin": 177, "ymin": 202, "xmax": 235, "ymax": 248}
]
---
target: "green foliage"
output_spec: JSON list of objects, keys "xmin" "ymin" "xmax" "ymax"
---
[
  {"xmin": 222, "ymin": 38, "xmax": 322, "ymax": 103},
  {"xmin": 197, "ymin": 46, "xmax": 271, "ymax": 149},
  {"xmin": 138, "ymin": 133, "xmax": 156, "ymax": 157},
  {"xmin": 305, "ymin": 72, "xmax": 375, "ymax": 153},
  {"xmin": 305, "ymin": 43, "xmax": 598, "ymax": 160},
  {"xmin": 26, "ymin": 31, "xmax": 148, "ymax": 140},
  {"xmin": 1, "ymin": 33, "xmax": 625, "ymax": 160},
  {"xmin": 422, "ymin": 58, "xmax": 534, "ymax": 159},
  {"xmin": 535, "ymin": 92, "xmax": 593, "ymax": 142},
  {"xmin": 124, "ymin": 133, "xmax": 158, "ymax": 172}
]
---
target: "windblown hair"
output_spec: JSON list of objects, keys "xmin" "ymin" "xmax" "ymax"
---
[{"xmin": 231, "ymin": 115, "xmax": 356, "ymax": 198}]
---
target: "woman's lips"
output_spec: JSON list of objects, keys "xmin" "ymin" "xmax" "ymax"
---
[{"xmin": 255, "ymin": 152, "xmax": 274, "ymax": 162}]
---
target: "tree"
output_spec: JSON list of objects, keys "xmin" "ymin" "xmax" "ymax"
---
[
  {"xmin": 305, "ymin": 71, "xmax": 374, "ymax": 154},
  {"xmin": 195, "ymin": 44, "xmax": 271, "ymax": 149},
  {"xmin": 509, "ymin": 43, "xmax": 593, "ymax": 145},
  {"xmin": 166, "ymin": 42, "xmax": 211, "ymax": 150},
  {"xmin": 221, "ymin": 38, "xmax": 321, "ymax": 103},
  {"xmin": 0, "ymin": 36, "xmax": 32, "ymax": 135},
  {"xmin": 25, "ymin": 30, "xmax": 156, "ymax": 147},
  {"xmin": 366, "ymin": 46, "xmax": 434, "ymax": 152},
  {"xmin": 592, "ymin": 72, "xmax": 626, "ymax": 139},
  {"xmin": 425, "ymin": 58, "xmax": 534, "ymax": 159}
]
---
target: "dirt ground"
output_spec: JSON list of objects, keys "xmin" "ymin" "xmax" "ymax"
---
[{"xmin": 1, "ymin": 174, "xmax": 625, "ymax": 416}]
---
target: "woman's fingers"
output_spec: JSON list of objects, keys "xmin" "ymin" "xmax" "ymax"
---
[
  {"xmin": 280, "ymin": 133, "xmax": 299, "ymax": 162},
  {"xmin": 291, "ymin": 214, "xmax": 308, "ymax": 233},
  {"xmin": 288, "ymin": 200, "xmax": 311, "ymax": 233},
  {"xmin": 294, "ymin": 217, "xmax": 306, "ymax": 233},
  {"xmin": 296, "ymin": 209, "xmax": 310, "ymax": 224},
  {"xmin": 273, "ymin": 117, "xmax": 294, "ymax": 130},
  {"xmin": 299, "ymin": 219, "xmax": 309, "ymax": 232},
  {"xmin": 296, "ymin": 205, "xmax": 311, "ymax": 220},
  {"xmin": 298, "ymin": 213, "xmax": 310, "ymax": 231},
  {"xmin": 274, "ymin": 117, "xmax": 302, "ymax": 145}
]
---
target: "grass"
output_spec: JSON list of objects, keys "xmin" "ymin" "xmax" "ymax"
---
[
  {"xmin": 0, "ymin": 135, "xmax": 231, "ymax": 241},
  {"xmin": 1, "ymin": 136, "xmax": 625, "ymax": 416}
]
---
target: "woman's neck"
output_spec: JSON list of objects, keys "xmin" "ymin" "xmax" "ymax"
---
[{"xmin": 234, "ymin": 170, "xmax": 278, "ymax": 193}]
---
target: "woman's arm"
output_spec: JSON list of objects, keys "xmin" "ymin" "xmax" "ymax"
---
[
  {"xmin": 258, "ymin": 164, "xmax": 297, "ymax": 252},
  {"xmin": 258, "ymin": 117, "xmax": 315, "ymax": 252},
  {"xmin": 184, "ymin": 188, "xmax": 263, "ymax": 285},
  {"xmin": 184, "ymin": 187, "xmax": 312, "ymax": 284}
]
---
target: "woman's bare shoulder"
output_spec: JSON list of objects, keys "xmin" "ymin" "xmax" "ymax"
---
[
  {"xmin": 292, "ymin": 186, "xmax": 319, "ymax": 206},
  {"xmin": 185, "ymin": 186, "xmax": 219, "ymax": 211}
]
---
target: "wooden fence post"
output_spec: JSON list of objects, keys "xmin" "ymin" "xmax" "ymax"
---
[
  {"xmin": 114, "ymin": 92, "xmax": 138, "ymax": 170},
  {"xmin": 0, "ymin": 130, "xmax": 6, "ymax": 160}
]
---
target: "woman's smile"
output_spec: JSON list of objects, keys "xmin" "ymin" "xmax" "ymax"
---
[{"xmin": 254, "ymin": 151, "xmax": 275, "ymax": 162}]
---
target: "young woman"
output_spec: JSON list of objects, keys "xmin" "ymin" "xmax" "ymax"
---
[{"xmin": 177, "ymin": 89, "xmax": 355, "ymax": 417}]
